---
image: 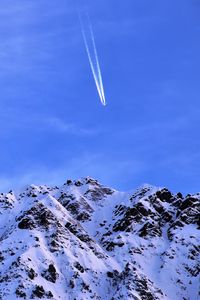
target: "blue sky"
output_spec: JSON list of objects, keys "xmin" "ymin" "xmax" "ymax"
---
[{"xmin": 0, "ymin": 0, "xmax": 200, "ymax": 193}]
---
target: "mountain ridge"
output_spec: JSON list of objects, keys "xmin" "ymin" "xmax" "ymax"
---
[{"xmin": 0, "ymin": 177, "xmax": 199, "ymax": 300}]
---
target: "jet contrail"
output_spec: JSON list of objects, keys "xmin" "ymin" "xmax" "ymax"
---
[
  {"xmin": 87, "ymin": 16, "xmax": 106, "ymax": 105},
  {"xmin": 78, "ymin": 9, "xmax": 106, "ymax": 106},
  {"xmin": 80, "ymin": 23, "xmax": 105, "ymax": 104}
]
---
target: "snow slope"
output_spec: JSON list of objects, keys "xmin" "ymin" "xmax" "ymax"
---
[{"xmin": 0, "ymin": 177, "xmax": 199, "ymax": 299}]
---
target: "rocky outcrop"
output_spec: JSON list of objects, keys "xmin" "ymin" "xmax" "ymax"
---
[{"xmin": 0, "ymin": 178, "xmax": 199, "ymax": 300}]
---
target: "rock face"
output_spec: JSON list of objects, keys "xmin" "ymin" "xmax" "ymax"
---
[{"xmin": 0, "ymin": 178, "xmax": 199, "ymax": 300}]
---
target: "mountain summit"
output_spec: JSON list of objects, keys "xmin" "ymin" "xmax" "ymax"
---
[{"xmin": 0, "ymin": 178, "xmax": 199, "ymax": 299}]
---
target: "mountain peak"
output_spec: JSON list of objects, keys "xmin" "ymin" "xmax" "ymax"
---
[{"xmin": 0, "ymin": 178, "xmax": 199, "ymax": 299}]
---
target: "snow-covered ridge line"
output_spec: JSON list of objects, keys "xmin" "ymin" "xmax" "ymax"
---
[{"xmin": 0, "ymin": 177, "xmax": 199, "ymax": 300}]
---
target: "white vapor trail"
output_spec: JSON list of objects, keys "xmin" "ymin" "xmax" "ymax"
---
[
  {"xmin": 88, "ymin": 18, "xmax": 106, "ymax": 105},
  {"xmin": 78, "ymin": 10, "xmax": 106, "ymax": 106}
]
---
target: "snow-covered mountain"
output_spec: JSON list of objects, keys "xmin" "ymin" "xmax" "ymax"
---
[{"xmin": 0, "ymin": 177, "xmax": 199, "ymax": 300}]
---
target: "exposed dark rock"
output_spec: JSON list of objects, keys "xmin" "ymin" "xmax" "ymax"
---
[
  {"xmin": 176, "ymin": 192, "xmax": 183, "ymax": 199},
  {"xmin": 136, "ymin": 203, "xmax": 150, "ymax": 216},
  {"xmin": 162, "ymin": 211, "xmax": 173, "ymax": 222},
  {"xmin": 69, "ymin": 279, "xmax": 75, "ymax": 288},
  {"xmin": 139, "ymin": 222, "xmax": 162, "ymax": 238},
  {"xmin": 77, "ymin": 211, "xmax": 91, "ymax": 222},
  {"xmin": 42, "ymin": 264, "xmax": 58, "ymax": 283},
  {"xmin": 17, "ymin": 204, "xmax": 60, "ymax": 230},
  {"xmin": 156, "ymin": 189, "xmax": 173, "ymax": 203},
  {"xmin": 113, "ymin": 207, "xmax": 143, "ymax": 232},
  {"xmin": 75, "ymin": 180, "xmax": 83, "ymax": 186},
  {"xmin": 66, "ymin": 203, "xmax": 79, "ymax": 215},
  {"xmin": 104, "ymin": 241, "xmax": 125, "ymax": 251},
  {"xmin": 113, "ymin": 205, "xmax": 127, "ymax": 216},
  {"xmin": 18, "ymin": 218, "xmax": 35, "ymax": 230},
  {"xmin": 28, "ymin": 268, "xmax": 37, "ymax": 280},
  {"xmin": 156, "ymin": 189, "xmax": 172, "ymax": 202},
  {"xmin": 180, "ymin": 197, "xmax": 196, "ymax": 211},
  {"xmin": 172, "ymin": 199, "xmax": 182, "ymax": 208},
  {"xmin": 84, "ymin": 186, "xmax": 113, "ymax": 202},
  {"xmin": 32, "ymin": 285, "xmax": 45, "ymax": 298},
  {"xmin": 65, "ymin": 222, "xmax": 92, "ymax": 243},
  {"xmin": 130, "ymin": 186, "xmax": 152, "ymax": 202},
  {"xmin": 66, "ymin": 179, "xmax": 73, "ymax": 185},
  {"xmin": 15, "ymin": 285, "xmax": 26, "ymax": 299},
  {"xmin": 46, "ymin": 291, "xmax": 53, "ymax": 298},
  {"xmin": 0, "ymin": 252, "xmax": 4, "ymax": 263},
  {"xmin": 107, "ymin": 271, "xmax": 114, "ymax": 278},
  {"xmin": 74, "ymin": 262, "xmax": 85, "ymax": 273},
  {"xmin": 152, "ymin": 201, "xmax": 165, "ymax": 214}
]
